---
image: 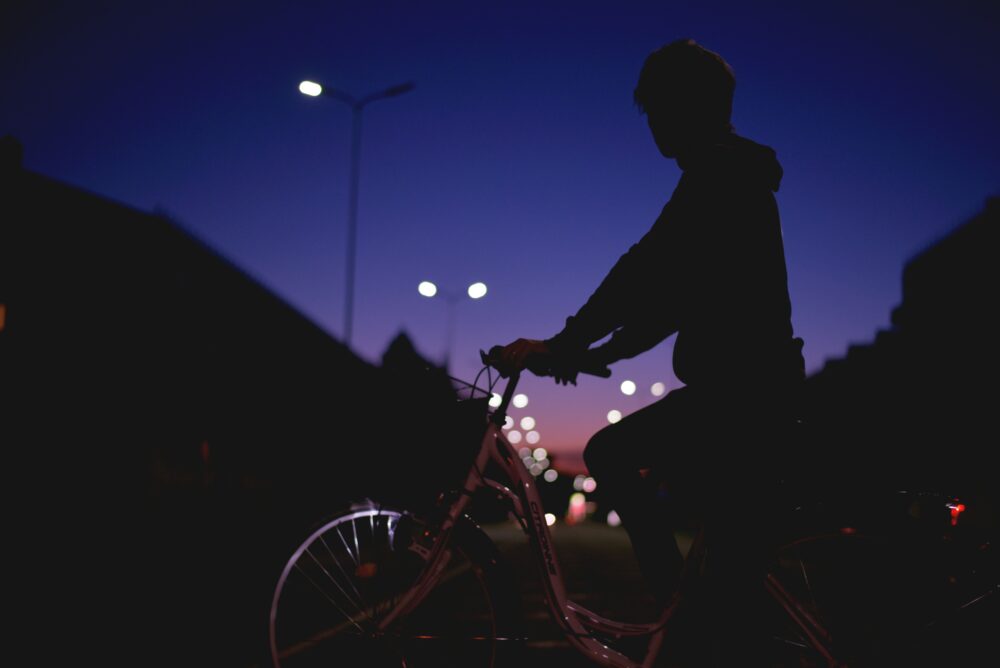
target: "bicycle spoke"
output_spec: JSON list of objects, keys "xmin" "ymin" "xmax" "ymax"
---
[
  {"xmin": 798, "ymin": 542, "xmax": 824, "ymax": 630},
  {"xmin": 336, "ymin": 524, "xmax": 359, "ymax": 566},
  {"xmin": 352, "ymin": 517, "xmax": 362, "ymax": 566},
  {"xmin": 303, "ymin": 546, "xmax": 372, "ymax": 623},
  {"xmin": 291, "ymin": 559, "xmax": 367, "ymax": 635},
  {"xmin": 319, "ymin": 534, "xmax": 375, "ymax": 622}
]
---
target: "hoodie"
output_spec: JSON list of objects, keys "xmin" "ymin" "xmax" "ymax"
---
[{"xmin": 546, "ymin": 131, "xmax": 804, "ymax": 390}]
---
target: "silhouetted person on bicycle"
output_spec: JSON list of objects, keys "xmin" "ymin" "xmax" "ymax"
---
[{"xmin": 501, "ymin": 38, "xmax": 806, "ymax": 665}]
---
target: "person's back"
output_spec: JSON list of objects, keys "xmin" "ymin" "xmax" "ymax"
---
[
  {"xmin": 500, "ymin": 38, "xmax": 805, "ymax": 666},
  {"xmin": 668, "ymin": 132, "xmax": 800, "ymax": 388}
]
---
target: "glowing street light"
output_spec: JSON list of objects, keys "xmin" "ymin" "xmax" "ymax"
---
[
  {"xmin": 418, "ymin": 280, "xmax": 488, "ymax": 366},
  {"xmin": 299, "ymin": 78, "xmax": 415, "ymax": 346},
  {"xmin": 298, "ymin": 81, "xmax": 323, "ymax": 96}
]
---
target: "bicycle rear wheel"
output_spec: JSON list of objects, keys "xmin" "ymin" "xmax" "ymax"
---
[
  {"xmin": 269, "ymin": 504, "xmax": 515, "ymax": 667},
  {"xmin": 765, "ymin": 528, "xmax": 996, "ymax": 668}
]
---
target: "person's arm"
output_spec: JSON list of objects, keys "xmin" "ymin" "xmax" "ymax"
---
[
  {"xmin": 544, "ymin": 212, "xmax": 677, "ymax": 356},
  {"xmin": 590, "ymin": 316, "xmax": 677, "ymax": 366}
]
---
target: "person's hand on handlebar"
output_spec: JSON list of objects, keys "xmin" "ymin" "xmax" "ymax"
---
[
  {"xmin": 498, "ymin": 338, "xmax": 611, "ymax": 385},
  {"xmin": 500, "ymin": 338, "xmax": 576, "ymax": 384},
  {"xmin": 498, "ymin": 338, "xmax": 550, "ymax": 372}
]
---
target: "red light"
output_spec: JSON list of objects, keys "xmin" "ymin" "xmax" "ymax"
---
[
  {"xmin": 948, "ymin": 503, "xmax": 966, "ymax": 526},
  {"xmin": 840, "ymin": 527, "xmax": 857, "ymax": 535}
]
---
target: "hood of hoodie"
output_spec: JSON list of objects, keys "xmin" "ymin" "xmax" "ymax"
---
[{"xmin": 677, "ymin": 131, "xmax": 784, "ymax": 192}]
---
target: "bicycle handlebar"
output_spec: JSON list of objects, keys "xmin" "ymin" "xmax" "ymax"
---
[{"xmin": 481, "ymin": 346, "xmax": 612, "ymax": 379}]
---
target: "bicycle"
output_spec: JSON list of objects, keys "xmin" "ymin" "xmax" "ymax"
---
[{"xmin": 267, "ymin": 347, "xmax": 998, "ymax": 667}]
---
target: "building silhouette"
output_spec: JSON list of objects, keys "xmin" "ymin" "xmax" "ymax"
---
[
  {"xmin": 1, "ymin": 137, "xmax": 467, "ymax": 666},
  {"xmin": 803, "ymin": 197, "xmax": 998, "ymax": 510}
]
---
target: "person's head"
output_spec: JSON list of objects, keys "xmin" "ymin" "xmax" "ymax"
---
[{"xmin": 634, "ymin": 39, "xmax": 736, "ymax": 158}]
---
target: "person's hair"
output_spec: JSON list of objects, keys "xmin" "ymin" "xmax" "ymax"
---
[{"xmin": 633, "ymin": 39, "xmax": 736, "ymax": 132}]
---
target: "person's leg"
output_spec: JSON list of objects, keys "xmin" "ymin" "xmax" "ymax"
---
[
  {"xmin": 583, "ymin": 388, "xmax": 695, "ymax": 605},
  {"xmin": 701, "ymin": 397, "xmax": 792, "ymax": 667}
]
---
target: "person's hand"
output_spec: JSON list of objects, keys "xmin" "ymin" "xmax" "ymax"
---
[
  {"xmin": 498, "ymin": 338, "xmax": 550, "ymax": 372},
  {"xmin": 547, "ymin": 348, "xmax": 584, "ymax": 385}
]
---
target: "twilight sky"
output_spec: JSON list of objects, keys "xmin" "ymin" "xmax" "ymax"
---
[{"xmin": 4, "ymin": 0, "xmax": 998, "ymax": 464}]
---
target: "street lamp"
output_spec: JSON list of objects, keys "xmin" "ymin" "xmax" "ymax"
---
[
  {"xmin": 417, "ymin": 280, "xmax": 488, "ymax": 366},
  {"xmin": 299, "ymin": 78, "xmax": 415, "ymax": 346}
]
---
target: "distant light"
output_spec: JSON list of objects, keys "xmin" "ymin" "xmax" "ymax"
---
[
  {"xmin": 299, "ymin": 80, "xmax": 323, "ymax": 97},
  {"xmin": 532, "ymin": 447, "xmax": 547, "ymax": 461},
  {"xmin": 530, "ymin": 463, "xmax": 544, "ymax": 476},
  {"xmin": 518, "ymin": 446, "xmax": 531, "ymax": 458},
  {"xmin": 526, "ymin": 431, "xmax": 541, "ymax": 445},
  {"xmin": 543, "ymin": 469, "xmax": 558, "ymax": 482},
  {"xmin": 607, "ymin": 409, "xmax": 622, "ymax": 424},
  {"xmin": 651, "ymin": 382, "xmax": 666, "ymax": 397},
  {"xmin": 582, "ymin": 477, "xmax": 597, "ymax": 493},
  {"xmin": 606, "ymin": 510, "xmax": 622, "ymax": 527},
  {"xmin": 544, "ymin": 512, "xmax": 557, "ymax": 526},
  {"xmin": 567, "ymin": 492, "xmax": 587, "ymax": 523},
  {"xmin": 947, "ymin": 502, "xmax": 967, "ymax": 527},
  {"xmin": 522, "ymin": 456, "xmax": 536, "ymax": 468},
  {"xmin": 489, "ymin": 393, "xmax": 502, "ymax": 408},
  {"xmin": 467, "ymin": 282, "xmax": 488, "ymax": 299},
  {"xmin": 508, "ymin": 430, "xmax": 522, "ymax": 444},
  {"xmin": 573, "ymin": 475, "xmax": 586, "ymax": 491},
  {"xmin": 418, "ymin": 281, "xmax": 438, "ymax": 297},
  {"xmin": 520, "ymin": 416, "xmax": 536, "ymax": 430},
  {"xmin": 536, "ymin": 457, "xmax": 549, "ymax": 469},
  {"xmin": 512, "ymin": 394, "xmax": 528, "ymax": 408},
  {"xmin": 620, "ymin": 380, "xmax": 636, "ymax": 396},
  {"xmin": 504, "ymin": 416, "xmax": 515, "ymax": 430},
  {"xmin": 0, "ymin": 303, "xmax": 5, "ymax": 333}
]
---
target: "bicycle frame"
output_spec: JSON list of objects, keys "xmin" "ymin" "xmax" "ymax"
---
[{"xmin": 376, "ymin": 369, "xmax": 841, "ymax": 668}]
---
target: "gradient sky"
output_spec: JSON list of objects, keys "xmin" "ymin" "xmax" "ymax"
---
[{"xmin": 4, "ymin": 0, "xmax": 998, "ymax": 465}]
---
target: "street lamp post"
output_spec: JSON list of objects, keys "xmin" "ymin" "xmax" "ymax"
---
[
  {"xmin": 418, "ymin": 281, "xmax": 488, "ymax": 367},
  {"xmin": 299, "ymin": 79, "xmax": 415, "ymax": 346}
]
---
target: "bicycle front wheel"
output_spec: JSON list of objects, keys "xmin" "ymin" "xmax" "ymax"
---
[{"xmin": 269, "ymin": 504, "xmax": 512, "ymax": 668}]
